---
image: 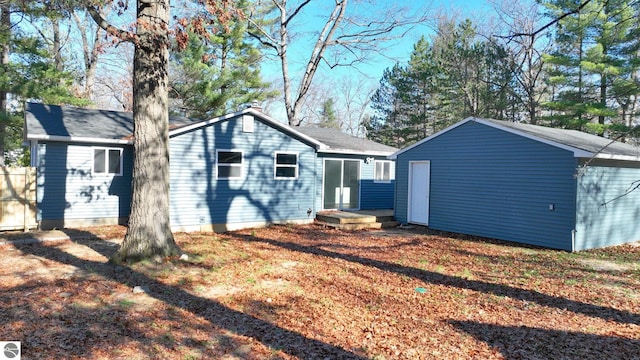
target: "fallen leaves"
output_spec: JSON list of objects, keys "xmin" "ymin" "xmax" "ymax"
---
[{"xmin": 0, "ymin": 224, "xmax": 638, "ymax": 359}]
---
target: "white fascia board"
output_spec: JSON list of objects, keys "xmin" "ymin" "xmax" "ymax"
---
[
  {"xmin": 168, "ymin": 109, "xmax": 244, "ymax": 136},
  {"xmin": 317, "ymin": 149, "xmax": 395, "ymax": 157},
  {"xmin": 27, "ymin": 134, "xmax": 132, "ymax": 145},
  {"xmin": 169, "ymin": 108, "xmax": 327, "ymax": 150},
  {"xmin": 592, "ymin": 154, "xmax": 640, "ymax": 162}
]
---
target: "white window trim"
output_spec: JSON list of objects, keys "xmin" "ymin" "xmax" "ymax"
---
[
  {"xmin": 374, "ymin": 160, "xmax": 392, "ymax": 183},
  {"xmin": 216, "ymin": 149, "xmax": 243, "ymax": 179},
  {"xmin": 92, "ymin": 147, "xmax": 123, "ymax": 176},
  {"xmin": 274, "ymin": 151, "xmax": 299, "ymax": 180}
]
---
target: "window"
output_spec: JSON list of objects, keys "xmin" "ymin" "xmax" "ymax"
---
[
  {"xmin": 217, "ymin": 150, "xmax": 243, "ymax": 179},
  {"xmin": 374, "ymin": 160, "xmax": 392, "ymax": 183},
  {"xmin": 93, "ymin": 147, "xmax": 123, "ymax": 175},
  {"xmin": 274, "ymin": 152, "xmax": 298, "ymax": 179}
]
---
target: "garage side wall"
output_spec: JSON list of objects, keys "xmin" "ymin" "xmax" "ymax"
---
[
  {"xmin": 395, "ymin": 121, "xmax": 578, "ymax": 250},
  {"xmin": 575, "ymin": 160, "xmax": 640, "ymax": 250}
]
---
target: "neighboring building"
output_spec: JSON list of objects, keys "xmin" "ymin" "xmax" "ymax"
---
[
  {"xmin": 24, "ymin": 102, "xmax": 396, "ymax": 232},
  {"xmin": 391, "ymin": 117, "xmax": 640, "ymax": 251}
]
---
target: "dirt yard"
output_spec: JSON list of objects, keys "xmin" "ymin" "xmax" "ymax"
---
[{"xmin": 1, "ymin": 224, "xmax": 638, "ymax": 359}]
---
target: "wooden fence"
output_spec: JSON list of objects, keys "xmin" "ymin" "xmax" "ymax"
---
[{"xmin": 0, "ymin": 167, "xmax": 37, "ymax": 231}]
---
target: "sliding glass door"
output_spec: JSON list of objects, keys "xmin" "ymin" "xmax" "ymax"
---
[{"xmin": 323, "ymin": 159, "xmax": 360, "ymax": 210}]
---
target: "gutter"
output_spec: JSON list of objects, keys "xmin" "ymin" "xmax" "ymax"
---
[{"xmin": 26, "ymin": 134, "xmax": 132, "ymax": 145}]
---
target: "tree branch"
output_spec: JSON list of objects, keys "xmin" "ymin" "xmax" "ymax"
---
[
  {"xmin": 282, "ymin": 0, "xmax": 311, "ymax": 27},
  {"xmin": 86, "ymin": 6, "xmax": 134, "ymax": 43},
  {"xmin": 499, "ymin": 0, "xmax": 593, "ymax": 39}
]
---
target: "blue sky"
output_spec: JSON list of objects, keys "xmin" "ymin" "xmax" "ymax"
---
[{"xmin": 259, "ymin": 0, "xmax": 500, "ymax": 119}]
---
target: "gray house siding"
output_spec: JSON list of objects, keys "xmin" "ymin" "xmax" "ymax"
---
[
  {"xmin": 169, "ymin": 116, "xmax": 317, "ymax": 231},
  {"xmin": 395, "ymin": 121, "xmax": 578, "ymax": 250},
  {"xmin": 313, "ymin": 153, "xmax": 395, "ymax": 211},
  {"xmin": 575, "ymin": 159, "xmax": 640, "ymax": 250},
  {"xmin": 36, "ymin": 141, "xmax": 132, "ymax": 228}
]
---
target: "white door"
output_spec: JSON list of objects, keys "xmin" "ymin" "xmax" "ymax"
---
[{"xmin": 408, "ymin": 161, "xmax": 430, "ymax": 225}]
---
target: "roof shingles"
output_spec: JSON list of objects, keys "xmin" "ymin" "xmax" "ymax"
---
[{"xmin": 25, "ymin": 103, "xmax": 398, "ymax": 156}]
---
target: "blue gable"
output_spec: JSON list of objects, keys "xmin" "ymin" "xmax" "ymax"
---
[
  {"xmin": 168, "ymin": 114, "xmax": 317, "ymax": 231},
  {"xmin": 393, "ymin": 117, "xmax": 640, "ymax": 251},
  {"xmin": 395, "ymin": 120, "xmax": 578, "ymax": 250}
]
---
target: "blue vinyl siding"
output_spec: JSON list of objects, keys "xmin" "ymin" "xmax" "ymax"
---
[
  {"xmin": 36, "ymin": 142, "xmax": 132, "ymax": 221},
  {"xmin": 169, "ymin": 116, "xmax": 316, "ymax": 227},
  {"xmin": 314, "ymin": 153, "xmax": 395, "ymax": 211},
  {"xmin": 575, "ymin": 160, "xmax": 640, "ymax": 250},
  {"xmin": 396, "ymin": 121, "xmax": 578, "ymax": 250},
  {"xmin": 360, "ymin": 157, "xmax": 395, "ymax": 209}
]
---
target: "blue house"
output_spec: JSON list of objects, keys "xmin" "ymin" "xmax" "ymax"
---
[
  {"xmin": 24, "ymin": 102, "xmax": 396, "ymax": 232},
  {"xmin": 391, "ymin": 117, "xmax": 640, "ymax": 251}
]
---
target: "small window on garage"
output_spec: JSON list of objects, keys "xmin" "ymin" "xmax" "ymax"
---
[
  {"xmin": 93, "ymin": 147, "xmax": 123, "ymax": 176},
  {"xmin": 274, "ymin": 152, "xmax": 298, "ymax": 179},
  {"xmin": 217, "ymin": 150, "xmax": 243, "ymax": 179},
  {"xmin": 374, "ymin": 160, "xmax": 392, "ymax": 183}
]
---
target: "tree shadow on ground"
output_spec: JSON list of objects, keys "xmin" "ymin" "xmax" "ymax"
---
[
  {"xmin": 449, "ymin": 320, "xmax": 640, "ymax": 359},
  {"xmin": 9, "ymin": 237, "xmax": 367, "ymax": 359},
  {"xmin": 233, "ymin": 229, "xmax": 640, "ymax": 326}
]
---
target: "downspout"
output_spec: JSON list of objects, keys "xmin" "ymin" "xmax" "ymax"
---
[{"xmin": 571, "ymin": 229, "xmax": 576, "ymax": 252}]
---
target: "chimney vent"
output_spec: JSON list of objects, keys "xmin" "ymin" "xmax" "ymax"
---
[{"xmin": 249, "ymin": 101, "xmax": 262, "ymax": 113}]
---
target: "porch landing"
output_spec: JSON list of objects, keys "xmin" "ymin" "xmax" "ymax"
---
[{"xmin": 316, "ymin": 210, "xmax": 399, "ymax": 230}]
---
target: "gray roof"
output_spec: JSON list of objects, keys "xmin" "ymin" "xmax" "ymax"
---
[
  {"xmin": 392, "ymin": 117, "xmax": 640, "ymax": 161},
  {"xmin": 481, "ymin": 118, "xmax": 640, "ymax": 159},
  {"xmin": 25, "ymin": 103, "xmax": 397, "ymax": 156},
  {"xmin": 25, "ymin": 102, "xmax": 198, "ymax": 142},
  {"xmin": 295, "ymin": 126, "xmax": 398, "ymax": 156}
]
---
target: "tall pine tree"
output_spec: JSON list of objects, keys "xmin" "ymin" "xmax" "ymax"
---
[
  {"xmin": 170, "ymin": 0, "xmax": 275, "ymax": 118},
  {"xmin": 541, "ymin": 0, "xmax": 635, "ymax": 134}
]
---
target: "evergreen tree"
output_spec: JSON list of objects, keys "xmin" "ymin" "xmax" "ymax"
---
[
  {"xmin": 403, "ymin": 36, "xmax": 441, "ymax": 141},
  {"xmin": 170, "ymin": 1, "xmax": 275, "ymax": 119},
  {"xmin": 540, "ymin": 0, "xmax": 635, "ymax": 134},
  {"xmin": 367, "ymin": 64, "xmax": 409, "ymax": 147},
  {"xmin": 318, "ymin": 98, "xmax": 340, "ymax": 129},
  {"xmin": 369, "ymin": 19, "xmax": 518, "ymax": 148},
  {"xmin": 431, "ymin": 19, "xmax": 515, "ymax": 121},
  {"xmin": 0, "ymin": 2, "xmax": 86, "ymax": 166}
]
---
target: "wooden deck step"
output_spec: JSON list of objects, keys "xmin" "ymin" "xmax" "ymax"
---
[
  {"xmin": 316, "ymin": 212, "xmax": 377, "ymax": 225},
  {"xmin": 322, "ymin": 222, "xmax": 383, "ymax": 230},
  {"xmin": 316, "ymin": 210, "xmax": 398, "ymax": 230}
]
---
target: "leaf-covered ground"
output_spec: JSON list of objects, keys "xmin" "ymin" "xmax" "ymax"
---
[{"xmin": 1, "ymin": 224, "xmax": 639, "ymax": 359}]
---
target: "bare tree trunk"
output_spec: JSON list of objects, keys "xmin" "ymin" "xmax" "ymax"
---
[
  {"xmin": 72, "ymin": 10, "xmax": 101, "ymax": 104},
  {"xmin": 247, "ymin": 0, "xmax": 424, "ymax": 126},
  {"xmin": 0, "ymin": 2, "xmax": 10, "ymax": 167},
  {"xmin": 113, "ymin": 0, "xmax": 180, "ymax": 263},
  {"xmin": 51, "ymin": 17, "xmax": 63, "ymax": 72}
]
